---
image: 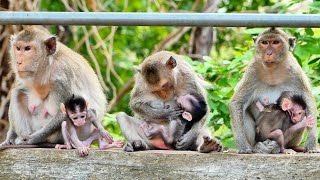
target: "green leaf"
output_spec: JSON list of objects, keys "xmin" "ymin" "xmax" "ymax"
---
[{"xmin": 305, "ymin": 28, "xmax": 314, "ymax": 36}]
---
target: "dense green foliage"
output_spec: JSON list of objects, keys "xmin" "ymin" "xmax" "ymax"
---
[{"xmin": 40, "ymin": 0, "xmax": 320, "ymax": 148}]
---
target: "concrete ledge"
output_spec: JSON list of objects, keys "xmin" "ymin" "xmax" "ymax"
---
[{"xmin": 0, "ymin": 148, "xmax": 320, "ymax": 179}]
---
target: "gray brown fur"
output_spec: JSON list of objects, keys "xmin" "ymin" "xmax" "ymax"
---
[
  {"xmin": 1, "ymin": 26, "xmax": 106, "ymax": 146},
  {"xmin": 229, "ymin": 27, "xmax": 318, "ymax": 153}
]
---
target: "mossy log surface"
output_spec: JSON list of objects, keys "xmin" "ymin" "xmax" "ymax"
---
[{"xmin": 0, "ymin": 148, "xmax": 320, "ymax": 179}]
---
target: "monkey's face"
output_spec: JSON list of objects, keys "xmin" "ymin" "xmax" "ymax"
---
[
  {"xmin": 257, "ymin": 36, "xmax": 287, "ymax": 67},
  {"xmin": 12, "ymin": 41, "xmax": 39, "ymax": 78},
  {"xmin": 289, "ymin": 104, "xmax": 305, "ymax": 123},
  {"xmin": 149, "ymin": 78, "xmax": 174, "ymax": 101},
  {"xmin": 68, "ymin": 110, "xmax": 87, "ymax": 127}
]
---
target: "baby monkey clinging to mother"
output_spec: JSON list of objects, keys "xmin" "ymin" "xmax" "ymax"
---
[
  {"xmin": 140, "ymin": 92, "xmax": 222, "ymax": 152},
  {"xmin": 255, "ymin": 91, "xmax": 315, "ymax": 154},
  {"xmin": 55, "ymin": 95, "xmax": 123, "ymax": 156}
]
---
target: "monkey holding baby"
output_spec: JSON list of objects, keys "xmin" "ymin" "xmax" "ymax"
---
[
  {"xmin": 0, "ymin": 26, "xmax": 113, "ymax": 151},
  {"xmin": 229, "ymin": 27, "xmax": 318, "ymax": 154},
  {"xmin": 140, "ymin": 92, "xmax": 214, "ymax": 150},
  {"xmin": 117, "ymin": 51, "xmax": 223, "ymax": 153}
]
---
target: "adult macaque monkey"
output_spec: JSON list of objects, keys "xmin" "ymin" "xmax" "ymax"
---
[
  {"xmin": 1, "ymin": 26, "xmax": 106, "ymax": 147},
  {"xmin": 229, "ymin": 27, "xmax": 318, "ymax": 153},
  {"xmin": 117, "ymin": 51, "xmax": 222, "ymax": 153}
]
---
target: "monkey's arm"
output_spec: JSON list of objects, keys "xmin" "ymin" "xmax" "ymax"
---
[
  {"xmin": 130, "ymin": 99, "xmax": 183, "ymax": 122},
  {"xmin": 229, "ymin": 69, "xmax": 256, "ymax": 153},
  {"xmin": 88, "ymin": 109, "xmax": 113, "ymax": 143},
  {"xmin": 299, "ymin": 74, "xmax": 319, "ymax": 152},
  {"xmin": 1, "ymin": 103, "xmax": 17, "ymax": 145},
  {"xmin": 27, "ymin": 82, "xmax": 70, "ymax": 144},
  {"xmin": 27, "ymin": 111, "xmax": 65, "ymax": 144}
]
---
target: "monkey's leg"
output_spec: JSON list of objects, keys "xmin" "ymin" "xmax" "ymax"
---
[
  {"xmin": 116, "ymin": 112, "xmax": 151, "ymax": 152},
  {"xmin": 267, "ymin": 129, "xmax": 296, "ymax": 154},
  {"xmin": 82, "ymin": 129, "xmax": 99, "ymax": 147},
  {"xmin": 55, "ymin": 121, "xmax": 72, "ymax": 149},
  {"xmin": 3, "ymin": 89, "xmax": 33, "ymax": 145}
]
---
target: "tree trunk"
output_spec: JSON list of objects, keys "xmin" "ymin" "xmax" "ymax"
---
[{"xmin": 189, "ymin": 0, "xmax": 222, "ymax": 61}]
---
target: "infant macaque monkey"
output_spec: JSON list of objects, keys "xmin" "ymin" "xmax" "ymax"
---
[
  {"xmin": 255, "ymin": 91, "xmax": 315, "ymax": 154},
  {"xmin": 55, "ymin": 95, "xmax": 123, "ymax": 156},
  {"xmin": 140, "ymin": 92, "xmax": 207, "ymax": 148}
]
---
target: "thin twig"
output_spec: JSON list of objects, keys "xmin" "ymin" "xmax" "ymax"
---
[{"xmin": 82, "ymin": 26, "xmax": 110, "ymax": 93}]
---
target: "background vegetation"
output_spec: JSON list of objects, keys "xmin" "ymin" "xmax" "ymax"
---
[{"xmin": 1, "ymin": 0, "xmax": 320, "ymax": 148}]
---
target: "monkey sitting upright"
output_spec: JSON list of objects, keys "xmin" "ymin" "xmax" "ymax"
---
[
  {"xmin": 255, "ymin": 91, "xmax": 315, "ymax": 154},
  {"xmin": 55, "ymin": 95, "xmax": 123, "ymax": 156},
  {"xmin": 140, "ymin": 92, "xmax": 221, "ymax": 151}
]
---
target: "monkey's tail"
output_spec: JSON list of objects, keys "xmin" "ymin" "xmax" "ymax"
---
[{"xmin": 0, "ymin": 143, "xmax": 57, "ymax": 151}]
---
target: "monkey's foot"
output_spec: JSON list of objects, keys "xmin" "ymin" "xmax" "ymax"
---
[
  {"xmin": 123, "ymin": 142, "xmax": 134, "ymax": 152},
  {"xmin": 100, "ymin": 140, "xmax": 124, "ymax": 150},
  {"xmin": 283, "ymin": 149, "xmax": 297, "ymax": 155},
  {"xmin": 237, "ymin": 148, "xmax": 253, "ymax": 154},
  {"xmin": 123, "ymin": 140, "xmax": 149, "ymax": 152},
  {"xmin": 304, "ymin": 148, "xmax": 320, "ymax": 153},
  {"xmin": 199, "ymin": 136, "xmax": 223, "ymax": 153},
  {"xmin": 304, "ymin": 141, "xmax": 320, "ymax": 153},
  {"xmin": 55, "ymin": 144, "xmax": 72, "ymax": 149}
]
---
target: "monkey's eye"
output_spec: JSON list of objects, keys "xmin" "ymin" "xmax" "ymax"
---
[
  {"xmin": 272, "ymin": 41, "xmax": 280, "ymax": 45},
  {"xmin": 16, "ymin": 47, "xmax": 21, "ymax": 51},
  {"xmin": 81, "ymin": 116, "xmax": 85, "ymax": 118},
  {"xmin": 261, "ymin": 41, "xmax": 268, "ymax": 45},
  {"xmin": 25, "ymin": 46, "xmax": 31, "ymax": 51},
  {"xmin": 73, "ymin": 117, "xmax": 78, "ymax": 120}
]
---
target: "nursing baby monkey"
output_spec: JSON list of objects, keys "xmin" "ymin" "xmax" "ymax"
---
[
  {"xmin": 140, "ymin": 92, "xmax": 221, "ymax": 151},
  {"xmin": 55, "ymin": 95, "xmax": 123, "ymax": 156},
  {"xmin": 255, "ymin": 91, "xmax": 315, "ymax": 154}
]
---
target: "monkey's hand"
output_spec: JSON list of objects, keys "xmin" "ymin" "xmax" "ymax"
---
[
  {"xmin": 150, "ymin": 106, "xmax": 183, "ymax": 120},
  {"xmin": 100, "ymin": 130, "xmax": 113, "ymax": 143},
  {"xmin": 301, "ymin": 115, "xmax": 316, "ymax": 129},
  {"xmin": 25, "ymin": 132, "xmax": 41, "ymax": 144},
  {"xmin": 78, "ymin": 146, "xmax": 90, "ymax": 157}
]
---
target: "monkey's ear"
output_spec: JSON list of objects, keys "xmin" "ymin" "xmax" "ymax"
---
[
  {"xmin": 134, "ymin": 66, "xmax": 141, "ymax": 73},
  {"xmin": 252, "ymin": 36, "xmax": 258, "ymax": 43},
  {"xmin": 182, "ymin": 111, "xmax": 192, "ymax": 121},
  {"xmin": 166, "ymin": 56, "xmax": 177, "ymax": 69},
  {"xmin": 44, "ymin": 36, "xmax": 57, "ymax": 56},
  {"xmin": 281, "ymin": 98, "xmax": 292, "ymax": 111},
  {"xmin": 288, "ymin": 37, "xmax": 296, "ymax": 52},
  {"xmin": 60, "ymin": 103, "xmax": 66, "ymax": 114}
]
